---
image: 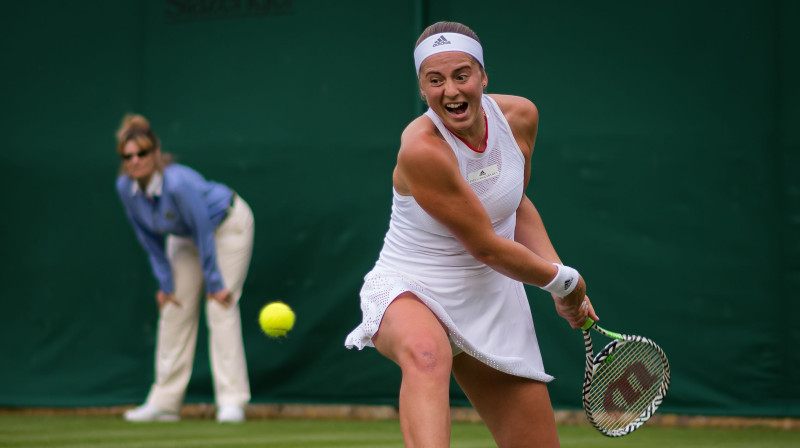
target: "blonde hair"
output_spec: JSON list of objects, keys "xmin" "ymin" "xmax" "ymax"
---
[
  {"xmin": 415, "ymin": 21, "xmax": 481, "ymax": 48},
  {"xmin": 115, "ymin": 113, "xmax": 173, "ymax": 173},
  {"xmin": 414, "ymin": 22, "xmax": 485, "ymax": 101}
]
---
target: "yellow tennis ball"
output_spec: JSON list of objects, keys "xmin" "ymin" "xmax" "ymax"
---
[{"xmin": 259, "ymin": 302, "xmax": 295, "ymax": 337}]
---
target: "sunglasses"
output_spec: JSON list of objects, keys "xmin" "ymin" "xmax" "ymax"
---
[{"xmin": 121, "ymin": 149, "xmax": 152, "ymax": 161}]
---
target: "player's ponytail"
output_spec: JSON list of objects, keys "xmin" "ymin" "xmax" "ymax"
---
[{"xmin": 115, "ymin": 113, "xmax": 174, "ymax": 173}]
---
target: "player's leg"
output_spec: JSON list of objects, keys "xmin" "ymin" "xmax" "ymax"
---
[
  {"xmin": 372, "ymin": 292, "xmax": 453, "ymax": 448},
  {"xmin": 207, "ymin": 195, "xmax": 254, "ymax": 421},
  {"xmin": 453, "ymin": 353, "xmax": 560, "ymax": 448},
  {"xmin": 145, "ymin": 235, "xmax": 205, "ymax": 413}
]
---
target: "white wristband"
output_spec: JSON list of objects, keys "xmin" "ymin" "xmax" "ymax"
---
[{"xmin": 541, "ymin": 263, "xmax": 580, "ymax": 297}]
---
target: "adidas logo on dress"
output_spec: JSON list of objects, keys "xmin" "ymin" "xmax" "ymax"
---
[{"xmin": 432, "ymin": 35, "xmax": 451, "ymax": 47}]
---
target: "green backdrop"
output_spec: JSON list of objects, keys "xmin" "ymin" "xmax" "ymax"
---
[{"xmin": 1, "ymin": 0, "xmax": 797, "ymax": 418}]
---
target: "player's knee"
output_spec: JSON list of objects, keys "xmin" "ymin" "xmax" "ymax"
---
[
  {"xmin": 206, "ymin": 304, "xmax": 237, "ymax": 327},
  {"xmin": 399, "ymin": 335, "xmax": 452, "ymax": 380}
]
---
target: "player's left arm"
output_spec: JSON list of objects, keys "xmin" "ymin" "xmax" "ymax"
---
[
  {"xmin": 172, "ymin": 182, "xmax": 233, "ymax": 306},
  {"xmin": 491, "ymin": 94, "xmax": 561, "ymax": 262},
  {"xmin": 493, "ymin": 94, "xmax": 598, "ymax": 325},
  {"xmin": 517, "ymin": 197, "xmax": 561, "ymax": 263}
]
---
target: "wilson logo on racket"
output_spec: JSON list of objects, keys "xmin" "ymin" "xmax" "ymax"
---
[
  {"xmin": 603, "ymin": 361, "xmax": 659, "ymax": 414},
  {"xmin": 580, "ymin": 317, "xmax": 671, "ymax": 437}
]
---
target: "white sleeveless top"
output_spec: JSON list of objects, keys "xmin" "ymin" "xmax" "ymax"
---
[{"xmin": 345, "ymin": 95, "xmax": 553, "ymax": 382}]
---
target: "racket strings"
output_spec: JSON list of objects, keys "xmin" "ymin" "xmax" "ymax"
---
[{"xmin": 588, "ymin": 340, "xmax": 667, "ymax": 431}]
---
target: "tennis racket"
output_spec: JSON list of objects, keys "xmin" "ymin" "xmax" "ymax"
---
[{"xmin": 580, "ymin": 317, "xmax": 670, "ymax": 437}]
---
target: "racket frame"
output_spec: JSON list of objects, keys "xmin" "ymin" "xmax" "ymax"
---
[{"xmin": 581, "ymin": 318, "xmax": 671, "ymax": 437}]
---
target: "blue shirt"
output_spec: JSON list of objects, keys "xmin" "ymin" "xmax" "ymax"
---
[{"xmin": 116, "ymin": 164, "xmax": 233, "ymax": 294}]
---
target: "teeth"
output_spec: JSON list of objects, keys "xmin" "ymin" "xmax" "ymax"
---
[{"xmin": 446, "ymin": 103, "xmax": 464, "ymax": 109}]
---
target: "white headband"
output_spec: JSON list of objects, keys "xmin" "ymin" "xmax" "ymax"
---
[{"xmin": 414, "ymin": 32, "xmax": 484, "ymax": 75}]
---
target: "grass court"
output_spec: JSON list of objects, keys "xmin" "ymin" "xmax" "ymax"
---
[{"xmin": 1, "ymin": 414, "xmax": 799, "ymax": 447}]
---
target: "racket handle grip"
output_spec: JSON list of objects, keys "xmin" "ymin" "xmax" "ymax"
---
[{"xmin": 581, "ymin": 317, "xmax": 595, "ymax": 331}]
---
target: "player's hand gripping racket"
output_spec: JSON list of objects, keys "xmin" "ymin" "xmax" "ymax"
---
[{"xmin": 580, "ymin": 317, "xmax": 670, "ymax": 437}]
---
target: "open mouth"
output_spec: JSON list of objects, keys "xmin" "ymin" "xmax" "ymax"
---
[{"xmin": 445, "ymin": 102, "xmax": 468, "ymax": 116}]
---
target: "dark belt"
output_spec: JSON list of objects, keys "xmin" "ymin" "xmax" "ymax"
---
[{"xmin": 219, "ymin": 191, "xmax": 237, "ymax": 226}]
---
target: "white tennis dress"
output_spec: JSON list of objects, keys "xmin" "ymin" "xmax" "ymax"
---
[{"xmin": 345, "ymin": 95, "xmax": 553, "ymax": 382}]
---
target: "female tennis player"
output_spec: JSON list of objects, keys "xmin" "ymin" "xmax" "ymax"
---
[
  {"xmin": 116, "ymin": 114, "xmax": 253, "ymax": 423},
  {"xmin": 345, "ymin": 22, "xmax": 599, "ymax": 447}
]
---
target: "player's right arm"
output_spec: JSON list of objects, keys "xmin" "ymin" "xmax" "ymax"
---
[
  {"xmin": 394, "ymin": 117, "xmax": 564, "ymax": 290},
  {"xmin": 116, "ymin": 177, "xmax": 174, "ymax": 294}
]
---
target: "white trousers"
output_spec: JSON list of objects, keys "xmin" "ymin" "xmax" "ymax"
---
[{"xmin": 145, "ymin": 195, "xmax": 254, "ymax": 412}]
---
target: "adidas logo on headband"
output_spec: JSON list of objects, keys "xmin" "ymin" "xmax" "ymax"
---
[
  {"xmin": 414, "ymin": 32, "xmax": 484, "ymax": 74},
  {"xmin": 432, "ymin": 35, "xmax": 451, "ymax": 47}
]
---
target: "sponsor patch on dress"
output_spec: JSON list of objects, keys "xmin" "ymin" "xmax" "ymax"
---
[{"xmin": 468, "ymin": 164, "xmax": 499, "ymax": 184}]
